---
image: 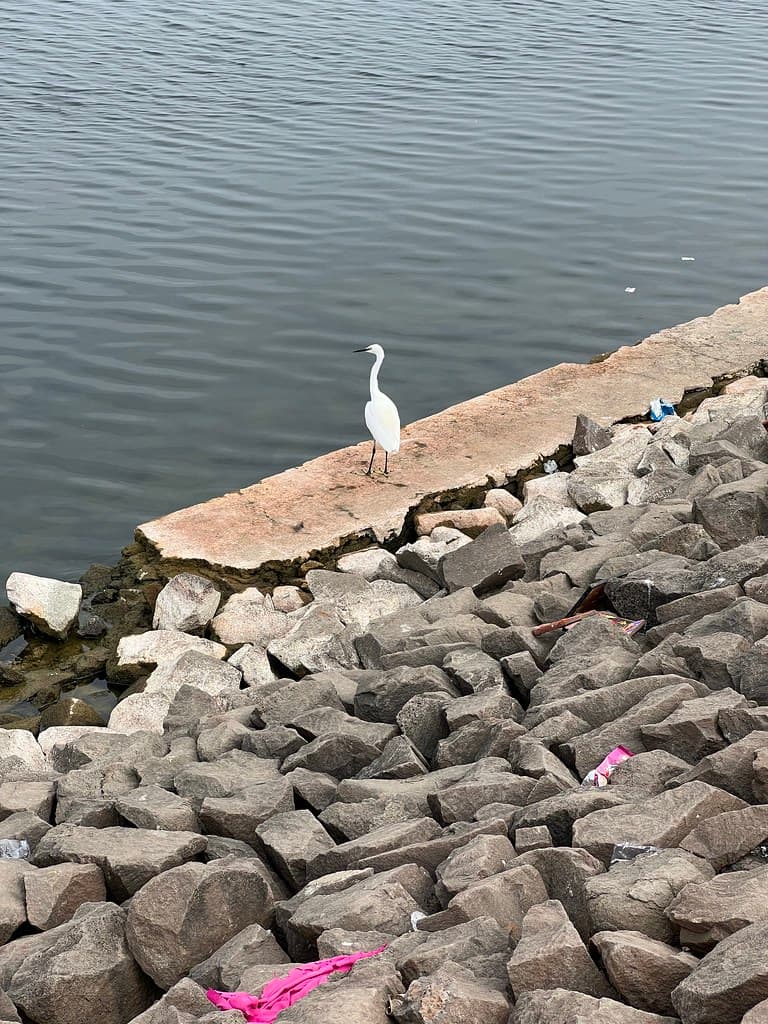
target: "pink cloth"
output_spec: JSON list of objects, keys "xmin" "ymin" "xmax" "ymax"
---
[
  {"xmin": 207, "ymin": 946, "xmax": 388, "ymax": 1023},
  {"xmin": 585, "ymin": 745, "xmax": 633, "ymax": 787}
]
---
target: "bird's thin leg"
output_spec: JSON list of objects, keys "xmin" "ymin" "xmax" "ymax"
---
[
  {"xmin": 384, "ymin": 451, "xmax": 389, "ymax": 475},
  {"xmin": 366, "ymin": 442, "xmax": 376, "ymax": 476}
]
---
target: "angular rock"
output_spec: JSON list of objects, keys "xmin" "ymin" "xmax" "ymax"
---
[
  {"xmin": 573, "ymin": 414, "xmax": 613, "ymax": 457},
  {"xmin": 281, "ymin": 733, "xmax": 381, "ymax": 779},
  {"xmin": 33, "ymin": 823, "xmax": 207, "ymax": 900},
  {"xmin": 144, "ymin": 650, "xmax": 242, "ymax": 703},
  {"xmin": 515, "ymin": 847, "xmax": 605, "ymax": 942},
  {"xmin": 671, "ymin": 918, "xmax": 768, "ymax": 1024},
  {"xmin": 396, "ymin": 693, "xmax": 451, "ymax": 761},
  {"xmin": 680, "ymin": 805, "xmax": 768, "ymax": 869},
  {"xmin": 153, "ymin": 573, "xmax": 221, "ymax": 632},
  {"xmin": 397, "ymin": 534, "xmax": 470, "ymax": 584},
  {"xmin": 116, "ymin": 785, "xmax": 199, "ymax": 832},
  {"xmin": 390, "ymin": 961, "xmax": 509, "ymax": 1023},
  {"xmin": 592, "ymin": 929, "xmax": 697, "ymax": 1015},
  {"xmin": 211, "ymin": 587, "xmax": 289, "ymax": 645},
  {"xmin": 670, "ymin": 730, "xmax": 768, "ymax": 801},
  {"xmin": 199, "ymin": 779, "xmax": 295, "ymax": 842},
  {"xmin": 254, "ymin": 810, "xmax": 335, "ymax": 890},
  {"xmin": 510, "ymin": 497, "xmax": 587, "ymax": 545},
  {"xmin": 442, "ymin": 647, "xmax": 508, "ymax": 693},
  {"xmin": 354, "ymin": 666, "xmax": 457, "ymax": 724},
  {"xmin": 117, "ymin": 630, "xmax": 226, "ymax": 675},
  {"xmin": 307, "ymin": 818, "xmax": 441, "ymax": 880},
  {"xmin": 514, "ymin": 987, "xmax": 679, "ymax": 1023},
  {"xmin": 188, "ymin": 922, "xmax": 289, "ymax": 989},
  {"xmin": 440, "ymin": 524, "xmax": 525, "ymax": 595},
  {"xmin": 0, "ymin": 862, "xmax": 33, "ymax": 944},
  {"xmin": 396, "ymin": 916, "xmax": 511, "ymax": 987},
  {"xmin": 693, "ymin": 468, "xmax": 768, "ymax": 549},
  {"xmin": 640, "ymin": 688, "xmax": 747, "ymax": 763},
  {"xmin": 435, "ymin": 833, "xmax": 517, "ymax": 905},
  {"xmin": 287, "ymin": 706, "xmax": 396, "ymax": 751},
  {"xmin": 666, "ymin": 866, "xmax": 768, "ymax": 948},
  {"xmin": 416, "ymin": 508, "xmax": 505, "ymax": 538},
  {"xmin": 126, "ymin": 856, "xmax": 275, "ymax": 989},
  {"xmin": 249, "ymin": 676, "xmax": 344, "ymax": 726},
  {"xmin": 513, "ymin": 790, "xmax": 627, "ymax": 848},
  {"xmin": 228, "ymin": 643, "xmax": 278, "ymax": 688},
  {"xmin": 0, "ymin": 780, "xmax": 55, "ymax": 822},
  {"xmin": 0, "ymin": 730, "xmax": 46, "ymax": 774},
  {"xmin": 284, "ymin": 867, "xmax": 428, "ymax": 957},
  {"xmin": 485, "ymin": 488, "xmax": 523, "ymax": 520},
  {"xmin": 608, "ymin": 749, "xmax": 689, "ymax": 795},
  {"xmin": 573, "ymin": 781, "xmax": 746, "ymax": 864},
  {"xmin": 9, "ymin": 903, "xmax": 153, "ymax": 1024},
  {"xmin": 429, "ymin": 773, "xmax": 534, "ymax": 825},
  {"xmin": 585, "ymin": 848, "xmax": 715, "ymax": 942},
  {"xmin": 5, "ymin": 572, "xmax": 81, "ymax": 639},
  {"xmin": 267, "ymin": 605, "xmax": 357, "ymax": 675},
  {"xmin": 23, "ymin": 863, "xmax": 106, "ymax": 931},
  {"xmin": 357, "ymin": 736, "xmax": 429, "ymax": 780},
  {"xmin": 508, "ymin": 899, "xmax": 614, "ymax": 998}
]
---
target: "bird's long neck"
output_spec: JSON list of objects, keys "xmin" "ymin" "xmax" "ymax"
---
[{"xmin": 369, "ymin": 350, "xmax": 384, "ymax": 398}]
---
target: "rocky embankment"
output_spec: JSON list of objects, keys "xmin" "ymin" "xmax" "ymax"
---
[{"xmin": 2, "ymin": 375, "xmax": 768, "ymax": 1023}]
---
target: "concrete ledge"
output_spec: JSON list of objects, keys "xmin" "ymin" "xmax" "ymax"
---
[{"xmin": 137, "ymin": 287, "xmax": 768, "ymax": 580}]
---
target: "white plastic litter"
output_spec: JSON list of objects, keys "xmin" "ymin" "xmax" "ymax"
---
[
  {"xmin": 681, "ymin": 256, "xmax": 696, "ymax": 261},
  {"xmin": 410, "ymin": 911, "xmax": 427, "ymax": 930},
  {"xmin": 543, "ymin": 460, "xmax": 558, "ymax": 474},
  {"xmin": 624, "ymin": 286, "xmax": 636, "ymax": 294},
  {"xmin": 0, "ymin": 839, "xmax": 30, "ymax": 859}
]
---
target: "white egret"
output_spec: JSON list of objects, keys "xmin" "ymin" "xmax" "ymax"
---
[{"xmin": 354, "ymin": 343, "xmax": 401, "ymax": 475}]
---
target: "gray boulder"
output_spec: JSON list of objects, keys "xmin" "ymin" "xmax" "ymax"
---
[
  {"xmin": 152, "ymin": 573, "xmax": 221, "ymax": 632},
  {"xmin": 126, "ymin": 856, "xmax": 275, "ymax": 989},
  {"xmin": 9, "ymin": 903, "xmax": 153, "ymax": 1024}
]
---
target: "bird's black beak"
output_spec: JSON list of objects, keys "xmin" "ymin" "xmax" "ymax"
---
[{"xmin": 353, "ymin": 348, "xmax": 368, "ymax": 353}]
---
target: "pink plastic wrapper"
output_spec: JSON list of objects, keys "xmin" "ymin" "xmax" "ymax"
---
[
  {"xmin": 207, "ymin": 945, "xmax": 387, "ymax": 1023},
  {"xmin": 583, "ymin": 745, "xmax": 633, "ymax": 787}
]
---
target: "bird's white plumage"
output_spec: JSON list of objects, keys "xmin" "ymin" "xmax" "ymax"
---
[{"xmin": 365, "ymin": 393, "xmax": 400, "ymax": 452}]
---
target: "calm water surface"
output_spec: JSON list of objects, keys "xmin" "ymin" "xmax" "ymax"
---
[{"xmin": 2, "ymin": 1, "xmax": 768, "ymax": 582}]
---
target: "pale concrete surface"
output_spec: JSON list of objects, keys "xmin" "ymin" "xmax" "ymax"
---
[{"xmin": 137, "ymin": 287, "xmax": 768, "ymax": 576}]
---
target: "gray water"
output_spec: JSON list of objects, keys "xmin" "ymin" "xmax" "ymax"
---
[{"xmin": 3, "ymin": 1, "xmax": 768, "ymax": 583}]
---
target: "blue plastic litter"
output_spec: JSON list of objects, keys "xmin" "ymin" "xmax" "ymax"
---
[{"xmin": 649, "ymin": 398, "xmax": 676, "ymax": 422}]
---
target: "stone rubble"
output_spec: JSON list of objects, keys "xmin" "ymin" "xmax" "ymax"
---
[{"xmin": 1, "ymin": 380, "xmax": 768, "ymax": 1021}]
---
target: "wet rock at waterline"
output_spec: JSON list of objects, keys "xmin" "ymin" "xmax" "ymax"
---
[{"xmin": 6, "ymin": 573, "xmax": 82, "ymax": 640}]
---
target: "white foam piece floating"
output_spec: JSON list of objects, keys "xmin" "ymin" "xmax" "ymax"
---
[{"xmin": 624, "ymin": 286, "xmax": 636, "ymax": 294}]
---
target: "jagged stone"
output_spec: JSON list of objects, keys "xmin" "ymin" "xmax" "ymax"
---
[
  {"xmin": 153, "ymin": 573, "xmax": 221, "ymax": 632},
  {"xmin": 390, "ymin": 961, "xmax": 510, "ymax": 1023},
  {"xmin": 671, "ymin": 918, "xmax": 768, "ymax": 1024},
  {"xmin": 670, "ymin": 730, "xmax": 768, "ymax": 801},
  {"xmin": 9, "ymin": 903, "xmax": 154, "ymax": 1024},
  {"xmin": 508, "ymin": 899, "xmax": 615, "ymax": 999},
  {"xmin": 23, "ymin": 863, "xmax": 106, "ymax": 931},
  {"xmin": 607, "ymin": 749, "xmax": 688, "ymax": 795},
  {"xmin": 513, "ymin": 790, "xmax": 627, "ymax": 848},
  {"xmin": 267, "ymin": 605, "xmax": 358, "ymax": 675},
  {"xmin": 32, "ymin": 823, "xmax": 207, "ymax": 900},
  {"xmin": 440, "ymin": 524, "xmax": 525, "ymax": 595},
  {"xmin": 693, "ymin": 468, "xmax": 768, "ymax": 549},
  {"xmin": 6, "ymin": 572, "xmax": 82, "ymax": 639},
  {"xmin": 666, "ymin": 866, "xmax": 768, "ymax": 949},
  {"xmin": 126, "ymin": 857, "xmax": 275, "ymax": 989},
  {"xmin": 435, "ymin": 834, "xmax": 516, "ymax": 905},
  {"xmin": 254, "ymin": 810, "xmax": 335, "ymax": 890},
  {"xmin": 513, "ymin": 988, "xmax": 679, "ymax": 1023},
  {"xmin": 396, "ymin": 916, "xmax": 511, "ymax": 987},
  {"xmin": 573, "ymin": 781, "xmax": 746, "ymax": 864},
  {"xmin": 585, "ymin": 848, "xmax": 715, "ymax": 942},
  {"xmin": 515, "ymin": 847, "xmax": 605, "ymax": 942},
  {"xmin": 354, "ymin": 666, "xmax": 458, "ymax": 724},
  {"xmin": 592, "ymin": 929, "xmax": 697, "ymax": 1016}
]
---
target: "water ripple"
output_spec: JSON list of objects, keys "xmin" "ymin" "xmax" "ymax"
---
[{"xmin": 1, "ymin": 0, "xmax": 768, "ymax": 580}]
